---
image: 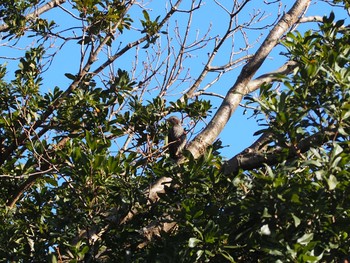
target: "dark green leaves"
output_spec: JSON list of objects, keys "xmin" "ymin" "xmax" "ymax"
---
[{"xmin": 140, "ymin": 10, "xmax": 164, "ymax": 48}]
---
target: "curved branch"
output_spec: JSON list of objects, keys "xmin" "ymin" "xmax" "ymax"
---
[
  {"xmin": 185, "ymin": 0, "xmax": 311, "ymax": 159},
  {"xmin": 246, "ymin": 61, "xmax": 297, "ymax": 92},
  {"xmin": 120, "ymin": 176, "xmax": 172, "ymax": 224},
  {"xmin": 6, "ymin": 173, "xmax": 42, "ymax": 208},
  {"xmin": 223, "ymin": 127, "xmax": 338, "ymax": 175}
]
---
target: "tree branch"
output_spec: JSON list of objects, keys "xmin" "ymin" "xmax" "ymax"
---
[
  {"xmin": 92, "ymin": 0, "xmax": 182, "ymax": 76},
  {"xmin": 0, "ymin": 0, "xmax": 67, "ymax": 33},
  {"xmin": 117, "ymin": 0, "xmax": 308, "ymax": 234},
  {"xmin": 0, "ymin": 168, "xmax": 54, "ymax": 179},
  {"xmin": 0, "ymin": 2, "xmax": 134, "ymax": 166},
  {"xmin": 185, "ymin": 0, "xmax": 311, "ymax": 159},
  {"xmin": 245, "ymin": 61, "xmax": 298, "ymax": 92},
  {"xmin": 223, "ymin": 127, "xmax": 338, "ymax": 175},
  {"xmin": 120, "ymin": 176, "xmax": 173, "ymax": 224}
]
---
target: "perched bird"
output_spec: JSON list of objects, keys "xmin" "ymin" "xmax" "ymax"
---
[{"xmin": 167, "ymin": 116, "xmax": 186, "ymax": 159}]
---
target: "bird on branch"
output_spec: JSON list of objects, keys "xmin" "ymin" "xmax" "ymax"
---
[{"xmin": 167, "ymin": 116, "xmax": 186, "ymax": 160}]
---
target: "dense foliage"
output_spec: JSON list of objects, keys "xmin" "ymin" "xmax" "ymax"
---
[{"xmin": 0, "ymin": 0, "xmax": 349, "ymax": 262}]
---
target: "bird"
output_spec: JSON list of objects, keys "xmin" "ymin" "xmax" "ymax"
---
[{"xmin": 167, "ymin": 116, "xmax": 186, "ymax": 159}]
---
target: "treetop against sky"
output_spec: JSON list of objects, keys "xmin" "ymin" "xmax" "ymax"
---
[
  {"xmin": 1, "ymin": 0, "xmax": 348, "ymax": 158},
  {"xmin": 0, "ymin": 0, "xmax": 350, "ymax": 262}
]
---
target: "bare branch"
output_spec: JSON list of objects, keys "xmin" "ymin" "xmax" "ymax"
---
[
  {"xmin": 185, "ymin": 0, "xmax": 311, "ymax": 159},
  {"xmin": 299, "ymin": 15, "xmax": 323, "ymax": 23},
  {"xmin": 0, "ymin": 168, "xmax": 54, "ymax": 179},
  {"xmin": 92, "ymin": 0, "xmax": 183, "ymax": 78},
  {"xmin": 246, "ymin": 60, "xmax": 298, "ymax": 93},
  {"xmin": 1, "ymin": 1, "xmax": 135, "ymax": 166}
]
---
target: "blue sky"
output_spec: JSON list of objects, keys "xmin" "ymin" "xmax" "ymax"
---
[{"xmin": 0, "ymin": 0, "xmax": 349, "ymax": 159}]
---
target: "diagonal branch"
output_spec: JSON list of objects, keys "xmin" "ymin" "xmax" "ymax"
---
[
  {"xmin": 223, "ymin": 127, "xmax": 338, "ymax": 175},
  {"xmin": 0, "ymin": 0, "xmax": 67, "ymax": 33},
  {"xmin": 185, "ymin": 0, "xmax": 311, "ymax": 159},
  {"xmin": 245, "ymin": 61, "xmax": 297, "ymax": 92},
  {"xmin": 92, "ymin": 0, "xmax": 183, "ymax": 76},
  {"xmin": 119, "ymin": 0, "xmax": 310, "ymax": 227},
  {"xmin": 0, "ymin": 2, "xmax": 134, "ymax": 166}
]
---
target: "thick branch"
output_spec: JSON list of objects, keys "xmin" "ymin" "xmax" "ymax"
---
[
  {"xmin": 223, "ymin": 127, "xmax": 338, "ymax": 175},
  {"xmin": 246, "ymin": 61, "xmax": 298, "ymax": 92},
  {"xmin": 0, "ymin": 0, "xmax": 66, "ymax": 33},
  {"xmin": 120, "ymin": 176, "xmax": 172, "ymax": 224},
  {"xmin": 6, "ymin": 173, "xmax": 43, "ymax": 208},
  {"xmin": 185, "ymin": 0, "xmax": 311, "ymax": 159},
  {"xmin": 108, "ymin": 2, "xmax": 308, "ymax": 245}
]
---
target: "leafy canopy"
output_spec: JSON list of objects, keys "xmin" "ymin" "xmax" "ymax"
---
[{"xmin": 0, "ymin": 0, "xmax": 349, "ymax": 262}]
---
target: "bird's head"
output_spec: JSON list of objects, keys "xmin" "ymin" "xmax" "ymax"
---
[{"xmin": 166, "ymin": 116, "xmax": 181, "ymax": 126}]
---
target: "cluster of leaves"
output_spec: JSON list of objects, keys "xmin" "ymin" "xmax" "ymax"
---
[
  {"xmin": 170, "ymin": 96, "xmax": 212, "ymax": 121},
  {"xmin": 247, "ymin": 12, "xmax": 350, "ymax": 157},
  {"xmin": 0, "ymin": 130, "xmax": 152, "ymax": 261},
  {"xmin": 135, "ymin": 145, "xmax": 350, "ymax": 262},
  {"xmin": 140, "ymin": 10, "xmax": 166, "ymax": 48},
  {"xmin": 73, "ymin": 0, "xmax": 132, "ymax": 44},
  {"xmin": 0, "ymin": 0, "xmax": 56, "ymax": 39},
  {"xmin": 0, "ymin": 0, "xmax": 36, "ymax": 37},
  {"xmin": 0, "ymin": 47, "xmax": 47, "ymax": 166},
  {"xmin": 233, "ymin": 13, "xmax": 350, "ymax": 261}
]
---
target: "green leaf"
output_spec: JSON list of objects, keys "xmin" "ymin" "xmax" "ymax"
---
[
  {"xmin": 142, "ymin": 10, "xmax": 150, "ymax": 21},
  {"xmin": 188, "ymin": 237, "xmax": 202, "ymax": 248},
  {"xmin": 260, "ymin": 224, "xmax": 271, "ymax": 235},
  {"xmin": 335, "ymin": 19, "xmax": 345, "ymax": 28},
  {"xmin": 64, "ymin": 73, "xmax": 76, "ymax": 80},
  {"xmin": 292, "ymin": 213, "xmax": 301, "ymax": 227},
  {"xmin": 326, "ymin": 175, "xmax": 338, "ymax": 190},
  {"xmin": 297, "ymin": 233, "xmax": 314, "ymax": 245},
  {"xmin": 342, "ymin": 110, "xmax": 350, "ymax": 120}
]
